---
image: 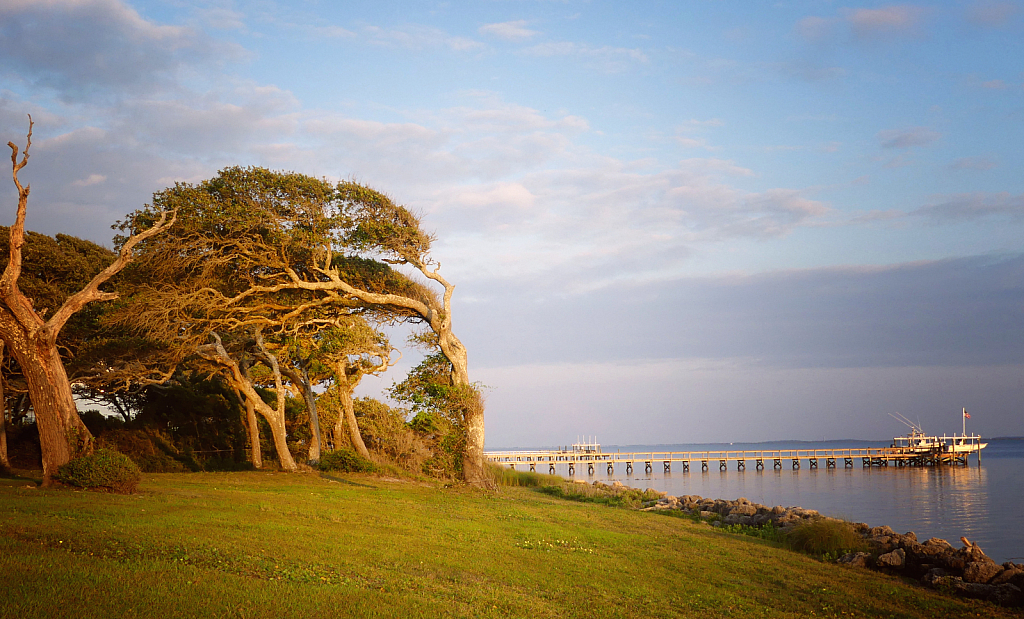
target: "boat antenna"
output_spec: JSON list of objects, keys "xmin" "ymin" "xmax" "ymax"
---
[{"xmin": 889, "ymin": 412, "xmax": 922, "ymax": 433}]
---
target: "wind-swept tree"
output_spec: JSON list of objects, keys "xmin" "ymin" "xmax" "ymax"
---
[
  {"xmin": 0, "ymin": 119, "xmax": 175, "ymax": 482},
  {"xmin": 119, "ymin": 167, "xmax": 486, "ymax": 484}
]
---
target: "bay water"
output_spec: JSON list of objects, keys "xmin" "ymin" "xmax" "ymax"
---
[{"xmin": 539, "ymin": 438, "xmax": 1024, "ymax": 564}]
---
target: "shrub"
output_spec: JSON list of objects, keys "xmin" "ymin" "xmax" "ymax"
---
[
  {"xmin": 538, "ymin": 481, "xmax": 662, "ymax": 509},
  {"xmin": 317, "ymin": 448, "xmax": 376, "ymax": 473},
  {"xmin": 785, "ymin": 518, "xmax": 865, "ymax": 558},
  {"xmin": 96, "ymin": 429, "xmax": 190, "ymax": 473},
  {"xmin": 56, "ymin": 449, "xmax": 142, "ymax": 494},
  {"xmin": 488, "ymin": 464, "xmax": 560, "ymax": 488}
]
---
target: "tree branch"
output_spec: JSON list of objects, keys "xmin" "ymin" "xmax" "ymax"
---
[{"xmin": 42, "ymin": 208, "xmax": 177, "ymax": 344}]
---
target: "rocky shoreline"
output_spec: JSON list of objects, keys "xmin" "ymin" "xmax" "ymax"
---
[{"xmin": 594, "ymin": 481, "xmax": 1024, "ymax": 608}]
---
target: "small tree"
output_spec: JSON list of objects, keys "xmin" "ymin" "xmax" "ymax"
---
[{"xmin": 0, "ymin": 118, "xmax": 175, "ymax": 482}]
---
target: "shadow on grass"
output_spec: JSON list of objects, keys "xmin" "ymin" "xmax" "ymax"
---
[
  {"xmin": 0, "ymin": 468, "xmax": 41, "ymax": 486},
  {"xmin": 318, "ymin": 472, "xmax": 380, "ymax": 488}
]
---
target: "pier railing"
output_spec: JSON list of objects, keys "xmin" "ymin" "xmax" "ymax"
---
[{"xmin": 485, "ymin": 445, "xmax": 981, "ymax": 475}]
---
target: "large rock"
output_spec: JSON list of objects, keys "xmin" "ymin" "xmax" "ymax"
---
[
  {"xmin": 991, "ymin": 567, "xmax": 1023, "ymax": 585},
  {"xmin": 728, "ymin": 503, "xmax": 757, "ymax": 517},
  {"xmin": 837, "ymin": 552, "xmax": 872, "ymax": 568},
  {"xmin": 870, "ymin": 525, "xmax": 896, "ymax": 537},
  {"xmin": 963, "ymin": 561, "xmax": 1003, "ymax": 584},
  {"xmin": 868, "ymin": 535, "xmax": 895, "ymax": 554},
  {"xmin": 876, "ymin": 548, "xmax": 906, "ymax": 569}
]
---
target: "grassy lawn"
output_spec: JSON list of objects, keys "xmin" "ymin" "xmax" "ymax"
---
[{"xmin": 0, "ymin": 470, "xmax": 1017, "ymax": 619}]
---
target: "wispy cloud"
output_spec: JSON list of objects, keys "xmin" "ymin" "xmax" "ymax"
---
[
  {"xmin": 950, "ymin": 156, "xmax": 998, "ymax": 171},
  {"xmin": 877, "ymin": 126, "xmax": 941, "ymax": 149},
  {"xmin": 363, "ymin": 24, "xmax": 483, "ymax": 52},
  {"xmin": 966, "ymin": 0, "xmax": 1021, "ymax": 26},
  {"xmin": 522, "ymin": 42, "xmax": 648, "ymax": 72},
  {"xmin": 845, "ymin": 5, "xmax": 927, "ymax": 39},
  {"xmin": 796, "ymin": 4, "xmax": 929, "ymax": 44},
  {"xmin": 913, "ymin": 192, "xmax": 1024, "ymax": 221},
  {"xmin": 478, "ymin": 20, "xmax": 538, "ymax": 41}
]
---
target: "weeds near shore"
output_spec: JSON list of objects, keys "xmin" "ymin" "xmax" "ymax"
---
[
  {"xmin": 487, "ymin": 465, "xmax": 559, "ymax": 488},
  {"xmin": 786, "ymin": 518, "xmax": 866, "ymax": 558}
]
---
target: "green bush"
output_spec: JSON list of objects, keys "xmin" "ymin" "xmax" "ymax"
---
[
  {"xmin": 785, "ymin": 518, "xmax": 865, "ymax": 557},
  {"xmin": 317, "ymin": 448, "xmax": 376, "ymax": 473},
  {"xmin": 56, "ymin": 449, "xmax": 142, "ymax": 494}
]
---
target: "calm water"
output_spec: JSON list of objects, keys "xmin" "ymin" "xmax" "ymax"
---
[{"xmin": 537, "ymin": 438, "xmax": 1024, "ymax": 564}]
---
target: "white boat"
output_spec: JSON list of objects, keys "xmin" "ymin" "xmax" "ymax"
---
[{"xmin": 889, "ymin": 411, "xmax": 987, "ymax": 455}]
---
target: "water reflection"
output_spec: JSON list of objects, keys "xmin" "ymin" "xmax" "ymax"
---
[{"xmin": 555, "ymin": 456, "xmax": 1010, "ymax": 561}]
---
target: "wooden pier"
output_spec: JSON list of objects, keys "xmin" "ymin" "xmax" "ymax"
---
[{"xmin": 485, "ymin": 444, "xmax": 983, "ymax": 476}]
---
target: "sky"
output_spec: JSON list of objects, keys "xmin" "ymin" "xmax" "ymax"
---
[{"xmin": 1, "ymin": 0, "xmax": 1022, "ymax": 446}]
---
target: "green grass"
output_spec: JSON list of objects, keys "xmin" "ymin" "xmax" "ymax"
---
[{"xmin": 0, "ymin": 470, "xmax": 1018, "ymax": 619}]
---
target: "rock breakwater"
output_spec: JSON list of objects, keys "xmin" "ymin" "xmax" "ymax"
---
[{"xmin": 591, "ymin": 480, "xmax": 1024, "ymax": 608}]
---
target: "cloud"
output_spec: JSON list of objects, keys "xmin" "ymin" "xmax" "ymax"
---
[
  {"xmin": 795, "ymin": 16, "xmax": 835, "ymax": 42},
  {"xmin": 950, "ymin": 156, "xmax": 997, "ymax": 171},
  {"xmin": 845, "ymin": 5, "xmax": 927, "ymax": 39},
  {"xmin": 912, "ymin": 192, "xmax": 1024, "ymax": 221},
  {"xmin": 420, "ymin": 156, "xmax": 828, "ymax": 289},
  {"xmin": 796, "ymin": 5, "xmax": 929, "ymax": 44},
  {"xmin": 459, "ymin": 253, "xmax": 1024, "ymax": 370},
  {"xmin": 478, "ymin": 20, "xmax": 538, "ymax": 41},
  {"xmin": 966, "ymin": 1, "xmax": 1021, "ymax": 26},
  {"xmin": 877, "ymin": 127, "xmax": 941, "ymax": 149},
  {"xmin": 363, "ymin": 24, "xmax": 483, "ymax": 52},
  {"xmin": 467, "ymin": 254, "xmax": 1024, "ymax": 444},
  {"xmin": 72, "ymin": 174, "xmax": 107, "ymax": 187},
  {"xmin": 0, "ymin": 0, "xmax": 235, "ymax": 99},
  {"xmin": 521, "ymin": 42, "xmax": 648, "ymax": 72}
]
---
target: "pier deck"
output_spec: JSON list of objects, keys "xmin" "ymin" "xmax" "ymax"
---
[{"xmin": 485, "ymin": 445, "xmax": 981, "ymax": 475}]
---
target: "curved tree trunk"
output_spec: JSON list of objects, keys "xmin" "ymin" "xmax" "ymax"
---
[
  {"xmin": 280, "ymin": 365, "xmax": 322, "ymax": 465},
  {"xmin": 199, "ymin": 334, "xmax": 296, "ymax": 472},
  {"xmin": 237, "ymin": 362, "xmax": 262, "ymax": 469},
  {"xmin": 437, "ymin": 330, "xmax": 485, "ymax": 486},
  {"xmin": 336, "ymin": 382, "xmax": 369, "ymax": 459}
]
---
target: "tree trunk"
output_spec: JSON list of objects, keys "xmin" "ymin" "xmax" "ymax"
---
[
  {"xmin": 0, "ymin": 343, "xmax": 9, "ymax": 474},
  {"xmin": 199, "ymin": 335, "xmax": 296, "ymax": 472},
  {"xmin": 243, "ymin": 396, "xmax": 262, "ymax": 469},
  {"xmin": 6, "ymin": 337, "xmax": 92, "ymax": 482},
  {"xmin": 437, "ymin": 330, "xmax": 486, "ymax": 486},
  {"xmin": 301, "ymin": 378, "xmax": 322, "ymax": 464},
  {"xmin": 280, "ymin": 365, "xmax": 322, "ymax": 465},
  {"xmin": 336, "ymin": 382, "xmax": 369, "ymax": 459}
]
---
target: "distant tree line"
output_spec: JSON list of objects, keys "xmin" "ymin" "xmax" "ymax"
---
[{"xmin": 0, "ymin": 118, "xmax": 486, "ymax": 487}]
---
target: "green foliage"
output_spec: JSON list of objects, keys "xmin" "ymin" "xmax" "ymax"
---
[
  {"xmin": 335, "ymin": 181, "xmax": 433, "ymax": 263},
  {"xmin": 785, "ymin": 518, "xmax": 866, "ymax": 558},
  {"xmin": 720, "ymin": 523, "xmax": 787, "ymax": 543},
  {"xmin": 388, "ymin": 353, "xmax": 484, "ymax": 479},
  {"xmin": 538, "ymin": 482, "xmax": 663, "ymax": 509},
  {"xmin": 96, "ymin": 429, "xmax": 191, "ymax": 473},
  {"xmin": 487, "ymin": 465, "xmax": 561, "ymax": 488},
  {"xmin": 136, "ymin": 374, "xmax": 252, "ymax": 470},
  {"xmin": 55, "ymin": 448, "xmax": 142, "ymax": 493},
  {"xmin": 317, "ymin": 448, "xmax": 376, "ymax": 473}
]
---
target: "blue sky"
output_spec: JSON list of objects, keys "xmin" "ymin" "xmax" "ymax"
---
[{"xmin": 2, "ymin": 0, "xmax": 1022, "ymax": 445}]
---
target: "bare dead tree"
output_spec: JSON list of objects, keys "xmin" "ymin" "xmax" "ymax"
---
[{"xmin": 0, "ymin": 117, "xmax": 176, "ymax": 482}]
